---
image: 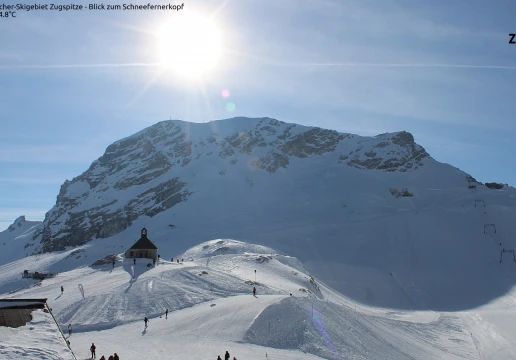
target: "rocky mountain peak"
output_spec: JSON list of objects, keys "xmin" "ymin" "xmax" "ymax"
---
[
  {"xmin": 29, "ymin": 117, "xmax": 441, "ymax": 253},
  {"xmin": 7, "ymin": 216, "xmax": 26, "ymax": 232}
]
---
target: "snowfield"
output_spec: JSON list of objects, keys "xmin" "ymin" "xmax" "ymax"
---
[{"xmin": 2, "ymin": 239, "xmax": 516, "ymax": 359}]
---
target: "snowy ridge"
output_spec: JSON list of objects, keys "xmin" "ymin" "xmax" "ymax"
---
[
  {"xmin": 0, "ymin": 215, "xmax": 42, "ymax": 271},
  {"xmin": 182, "ymin": 239, "xmax": 277, "ymax": 259}
]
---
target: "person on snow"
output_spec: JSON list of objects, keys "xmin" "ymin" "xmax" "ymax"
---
[
  {"xmin": 68, "ymin": 323, "xmax": 72, "ymax": 336},
  {"xmin": 90, "ymin": 343, "xmax": 96, "ymax": 359},
  {"xmin": 177, "ymin": 259, "xmax": 179, "ymax": 263},
  {"xmin": 225, "ymin": 350, "xmax": 230, "ymax": 360},
  {"xmin": 133, "ymin": 258, "xmax": 136, "ymax": 265},
  {"xmin": 153, "ymin": 258, "xmax": 156, "ymax": 266},
  {"xmin": 165, "ymin": 309, "xmax": 168, "ymax": 319},
  {"xmin": 99, "ymin": 356, "xmax": 105, "ymax": 360},
  {"xmin": 217, "ymin": 356, "xmax": 222, "ymax": 360},
  {"xmin": 253, "ymin": 287, "xmax": 256, "ymax": 296},
  {"xmin": 112, "ymin": 259, "xmax": 115, "ymax": 268},
  {"xmin": 61, "ymin": 286, "xmax": 64, "ymax": 294},
  {"xmin": 113, "ymin": 353, "xmax": 119, "ymax": 360},
  {"xmin": 171, "ymin": 257, "xmax": 173, "ymax": 262},
  {"xmin": 108, "ymin": 356, "xmax": 114, "ymax": 360},
  {"xmin": 144, "ymin": 316, "xmax": 149, "ymax": 328}
]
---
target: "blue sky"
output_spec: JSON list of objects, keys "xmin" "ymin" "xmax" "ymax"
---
[{"xmin": 1, "ymin": 0, "xmax": 515, "ymax": 230}]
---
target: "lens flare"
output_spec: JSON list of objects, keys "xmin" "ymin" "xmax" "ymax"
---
[
  {"xmin": 226, "ymin": 102, "xmax": 236, "ymax": 112},
  {"xmin": 221, "ymin": 89, "xmax": 230, "ymax": 98},
  {"xmin": 309, "ymin": 305, "xmax": 338, "ymax": 358}
]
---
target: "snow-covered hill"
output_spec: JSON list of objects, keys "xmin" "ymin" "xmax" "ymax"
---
[{"xmin": 4, "ymin": 239, "xmax": 510, "ymax": 360}]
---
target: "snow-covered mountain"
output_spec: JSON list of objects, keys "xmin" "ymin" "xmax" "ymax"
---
[
  {"xmin": 27, "ymin": 117, "xmax": 436, "ymax": 253},
  {"xmin": 2, "ymin": 117, "xmax": 516, "ymax": 312}
]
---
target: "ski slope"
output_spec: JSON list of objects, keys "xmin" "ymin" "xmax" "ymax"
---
[{"xmin": 3, "ymin": 239, "xmax": 516, "ymax": 359}]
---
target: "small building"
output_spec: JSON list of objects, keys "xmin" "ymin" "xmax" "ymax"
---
[{"xmin": 125, "ymin": 228, "xmax": 158, "ymax": 261}]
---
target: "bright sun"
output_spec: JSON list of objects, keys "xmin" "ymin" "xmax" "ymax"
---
[{"xmin": 156, "ymin": 12, "xmax": 222, "ymax": 78}]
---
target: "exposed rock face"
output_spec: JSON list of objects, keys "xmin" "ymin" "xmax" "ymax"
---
[
  {"xmin": 389, "ymin": 188, "xmax": 414, "ymax": 198},
  {"xmin": 485, "ymin": 182, "xmax": 504, "ymax": 189},
  {"xmin": 31, "ymin": 117, "xmax": 438, "ymax": 253},
  {"xmin": 346, "ymin": 131, "xmax": 429, "ymax": 172}
]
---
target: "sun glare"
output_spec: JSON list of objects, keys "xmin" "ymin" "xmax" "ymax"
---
[{"xmin": 156, "ymin": 12, "xmax": 222, "ymax": 78}]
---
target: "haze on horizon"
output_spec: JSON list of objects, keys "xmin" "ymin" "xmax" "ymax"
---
[{"xmin": 1, "ymin": 0, "xmax": 515, "ymax": 230}]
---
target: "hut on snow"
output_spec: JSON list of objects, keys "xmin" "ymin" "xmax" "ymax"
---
[{"xmin": 125, "ymin": 228, "xmax": 158, "ymax": 261}]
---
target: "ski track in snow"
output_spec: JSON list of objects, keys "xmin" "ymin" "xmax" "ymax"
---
[{"xmin": 2, "ymin": 240, "xmax": 512, "ymax": 359}]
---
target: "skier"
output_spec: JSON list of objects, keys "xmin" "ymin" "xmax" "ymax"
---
[
  {"xmin": 165, "ymin": 309, "xmax": 168, "ymax": 319},
  {"xmin": 90, "ymin": 343, "xmax": 96, "ymax": 359},
  {"xmin": 61, "ymin": 286, "xmax": 64, "ymax": 294},
  {"xmin": 112, "ymin": 259, "xmax": 115, "ymax": 268},
  {"xmin": 171, "ymin": 257, "xmax": 173, "ymax": 262},
  {"xmin": 113, "ymin": 353, "xmax": 119, "ymax": 360},
  {"xmin": 253, "ymin": 287, "xmax": 256, "ymax": 296},
  {"xmin": 144, "ymin": 316, "xmax": 149, "ymax": 328},
  {"xmin": 225, "ymin": 350, "xmax": 230, "ymax": 360},
  {"xmin": 133, "ymin": 258, "xmax": 136, "ymax": 265},
  {"xmin": 68, "ymin": 323, "xmax": 72, "ymax": 336}
]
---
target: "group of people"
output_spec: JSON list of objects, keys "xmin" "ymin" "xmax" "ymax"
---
[
  {"xmin": 217, "ymin": 350, "xmax": 237, "ymax": 360},
  {"xmin": 90, "ymin": 343, "xmax": 119, "ymax": 360}
]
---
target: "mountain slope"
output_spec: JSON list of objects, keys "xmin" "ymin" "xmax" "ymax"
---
[
  {"xmin": 26, "ymin": 117, "xmax": 436, "ymax": 253},
  {"xmin": 2, "ymin": 117, "xmax": 516, "ymax": 312}
]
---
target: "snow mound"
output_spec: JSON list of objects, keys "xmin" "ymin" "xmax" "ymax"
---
[
  {"xmin": 182, "ymin": 239, "xmax": 277, "ymax": 259},
  {"xmin": 245, "ymin": 297, "xmax": 475, "ymax": 360}
]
